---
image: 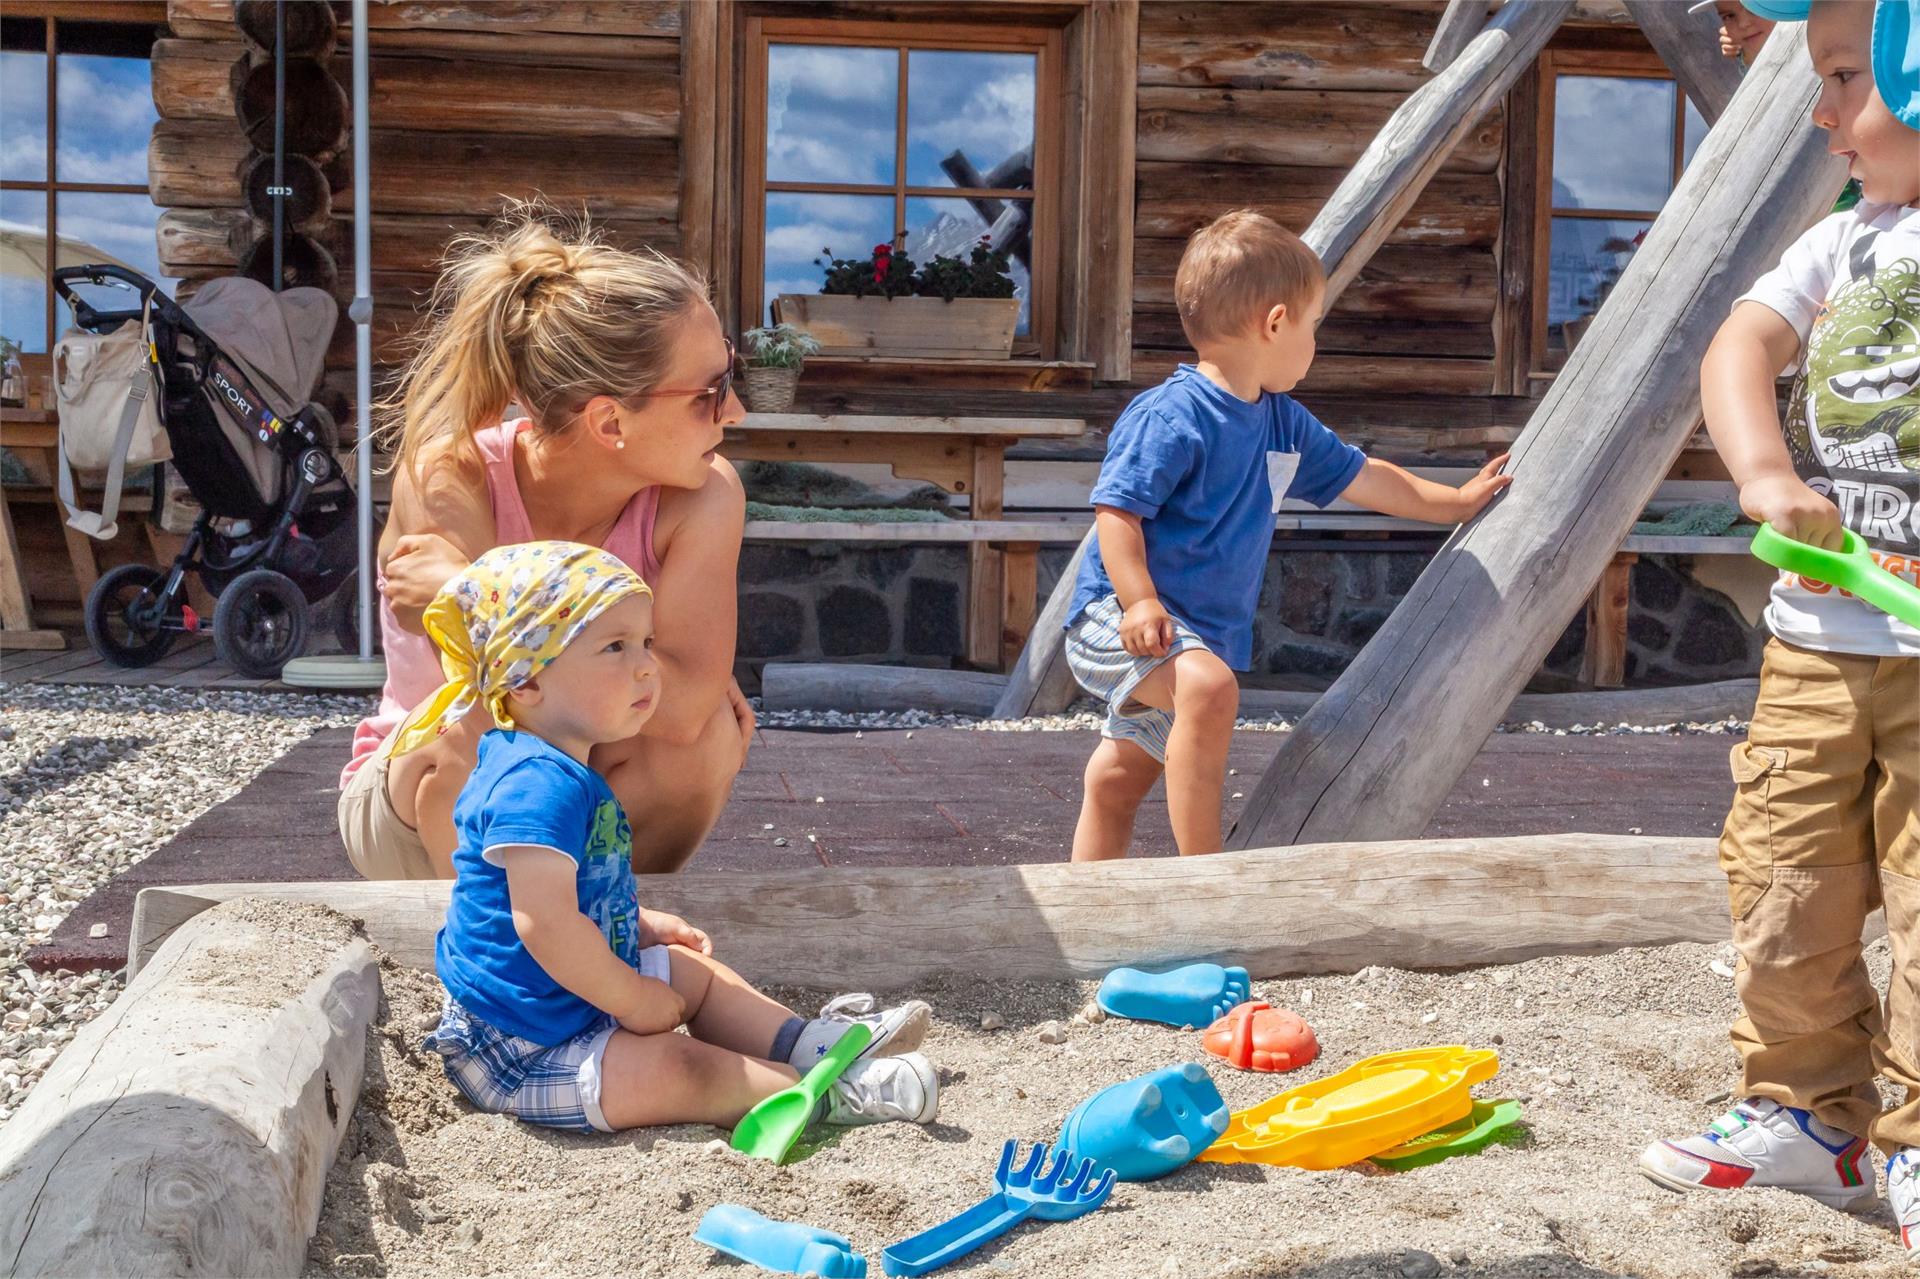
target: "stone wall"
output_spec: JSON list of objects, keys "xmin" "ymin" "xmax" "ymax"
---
[{"xmin": 734, "ymin": 540, "xmax": 1768, "ymax": 689}]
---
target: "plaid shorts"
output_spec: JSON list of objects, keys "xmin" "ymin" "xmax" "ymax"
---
[
  {"xmin": 424, "ymin": 944, "xmax": 672, "ymax": 1133},
  {"xmin": 1064, "ymin": 594, "xmax": 1214, "ymax": 764}
]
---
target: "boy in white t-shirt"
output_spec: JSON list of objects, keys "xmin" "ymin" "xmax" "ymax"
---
[{"xmin": 1637, "ymin": 0, "xmax": 1920, "ymax": 1256}]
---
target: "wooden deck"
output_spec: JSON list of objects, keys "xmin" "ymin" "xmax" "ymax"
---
[{"xmin": 0, "ymin": 634, "xmax": 327, "ymax": 692}]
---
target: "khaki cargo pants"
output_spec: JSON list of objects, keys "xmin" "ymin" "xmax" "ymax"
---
[{"xmin": 1723, "ymin": 638, "xmax": 1920, "ymax": 1153}]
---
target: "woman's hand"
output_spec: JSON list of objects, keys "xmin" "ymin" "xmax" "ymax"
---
[
  {"xmin": 381, "ymin": 532, "xmax": 471, "ymax": 619},
  {"xmin": 640, "ymin": 908, "xmax": 712, "ymax": 956},
  {"xmin": 725, "ymin": 678, "xmax": 756, "ymax": 768}
]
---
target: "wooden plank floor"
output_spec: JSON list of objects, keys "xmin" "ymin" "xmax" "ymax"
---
[
  {"xmin": 28, "ymin": 721, "xmax": 1740, "ymax": 972},
  {"xmin": 1, "ymin": 635, "xmax": 306, "ymax": 692}
]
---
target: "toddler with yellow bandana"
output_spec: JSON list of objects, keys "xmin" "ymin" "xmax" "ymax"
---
[{"xmin": 409, "ymin": 541, "xmax": 939, "ymax": 1134}]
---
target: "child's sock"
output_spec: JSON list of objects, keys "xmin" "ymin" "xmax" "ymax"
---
[{"xmin": 769, "ymin": 1016, "xmax": 807, "ymax": 1066}]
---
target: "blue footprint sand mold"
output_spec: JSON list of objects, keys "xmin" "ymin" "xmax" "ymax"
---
[
  {"xmin": 1057, "ymin": 1062, "xmax": 1231, "ymax": 1181},
  {"xmin": 1097, "ymin": 963, "xmax": 1253, "ymax": 1028},
  {"xmin": 694, "ymin": 1204, "xmax": 868, "ymax": 1277}
]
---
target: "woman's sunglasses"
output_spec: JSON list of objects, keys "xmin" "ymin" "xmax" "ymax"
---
[{"xmin": 627, "ymin": 339, "xmax": 736, "ymax": 423}]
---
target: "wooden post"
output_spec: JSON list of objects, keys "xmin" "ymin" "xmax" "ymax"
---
[
  {"xmin": 677, "ymin": 0, "xmax": 720, "ymax": 283},
  {"xmin": 992, "ymin": 0, "xmax": 1566, "ymax": 716},
  {"xmin": 1621, "ymin": 0, "xmax": 1744, "ymax": 125},
  {"xmin": 1083, "ymin": 0, "xmax": 1138, "ymax": 382},
  {"xmin": 0, "ymin": 899, "xmax": 378, "ymax": 1278},
  {"xmin": 1227, "ymin": 25, "xmax": 1844, "ymax": 850},
  {"xmin": 1423, "ymin": 0, "xmax": 1489, "ymax": 73},
  {"xmin": 1000, "ymin": 540, "xmax": 1040, "ymax": 671},
  {"xmin": 1580, "ymin": 551, "xmax": 1638, "ymax": 689},
  {"xmin": 966, "ymin": 443, "xmax": 1007, "ymax": 669}
]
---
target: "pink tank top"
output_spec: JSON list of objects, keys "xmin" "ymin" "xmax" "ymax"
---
[{"xmin": 341, "ymin": 419, "xmax": 662, "ymax": 787}]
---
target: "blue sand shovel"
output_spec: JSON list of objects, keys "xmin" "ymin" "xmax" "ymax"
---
[{"xmin": 880, "ymin": 1140, "xmax": 1116, "ymax": 1277}]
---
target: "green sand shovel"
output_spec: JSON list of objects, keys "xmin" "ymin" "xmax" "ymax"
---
[
  {"xmin": 730, "ymin": 1022, "xmax": 872, "ymax": 1162},
  {"xmin": 1751, "ymin": 523, "xmax": 1920, "ymax": 628}
]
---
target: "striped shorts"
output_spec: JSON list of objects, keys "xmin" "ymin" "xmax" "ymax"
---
[
  {"xmin": 1064, "ymin": 594, "xmax": 1213, "ymax": 764},
  {"xmin": 424, "ymin": 944, "xmax": 672, "ymax": 1133}
]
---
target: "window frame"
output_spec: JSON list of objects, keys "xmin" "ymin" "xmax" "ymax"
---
[
  {"xmin": 0, "ymin": 6, "xmax": 166, "ymax": 355},
  {"xmin": 1529, "ymin": 48, "xmax": 1698, "ymax": 380},
  {"xmin": 739, "ymin": 16, "xmax": 1066, "ymax": 359}
]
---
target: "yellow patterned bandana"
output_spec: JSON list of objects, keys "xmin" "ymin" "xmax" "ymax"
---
[{"xmin": 386, "ymin": 540, "xmax": 651, "ymax": 758}]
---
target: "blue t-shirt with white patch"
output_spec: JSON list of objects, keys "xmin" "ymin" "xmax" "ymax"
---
[
  {"xmin": 435, "ymin": 730, "xmax": 642, "ymax": 1046},
  {"xmin": 1067, "ymin": 365, "xmax": 1366, "ymax": 669}
]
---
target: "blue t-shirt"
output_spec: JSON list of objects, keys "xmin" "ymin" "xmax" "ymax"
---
[
  {"xmin": 435, "ymin": 730, "xmax": 643, "ymax": 1046},
  {"xmin": 1066, "ymin": 365, "xmax": 1366, "ymax": 669}
]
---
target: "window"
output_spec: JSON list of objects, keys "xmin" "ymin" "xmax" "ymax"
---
[
  {"xmin": 741, "ymin": 18, "xmax": 1061, "ymax": 354},
  {"xmin": 1534, "ymin": 52, "xmax": 1710, "ymax": 373},
  {"xmin": 1, "ymin": 11, "xmax": 168, "ymax": 358}
]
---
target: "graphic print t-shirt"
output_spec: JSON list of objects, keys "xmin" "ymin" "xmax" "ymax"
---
[
  {"xmin": 435, "ymin": 730, "xmax": 642, "ymax": 1045},
  {"xmin": 1739, "ymin": 201, "xmax": 1920, "ymax": 656}
]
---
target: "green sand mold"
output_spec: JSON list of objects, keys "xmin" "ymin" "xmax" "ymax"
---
[
  {"xmin": 731, "ymin": 1022, "xmax": 873, "ymax": 1163},
  {"xmin": 1368, "ymin": 1099, "xmax": 1524, "ymax": 1171},
  {"xmin": 1751, "ymin": 523, "xmax": 1920, "ymax": 628}
]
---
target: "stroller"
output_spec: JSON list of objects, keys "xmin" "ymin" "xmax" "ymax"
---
[{"xmin": 53, "ymin": 265, "xmax": 367, "ymax": 678}]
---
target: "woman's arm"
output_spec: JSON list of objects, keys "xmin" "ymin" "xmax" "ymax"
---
[
  {"xmin": 644, "ymin": 456, "xmax": 748, "ymax": 745},
  {"xmin": 502, "ymin": 845, "xmax": 686, "ymax": 1034},
  {"xmin": 379, "ymin": 444, "xmax": 496, "ymax": 633}
]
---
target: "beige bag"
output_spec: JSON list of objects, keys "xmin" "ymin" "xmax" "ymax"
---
[{"xmin": 55, "ymin": 295, "xmax": 170, "ymax": 540}]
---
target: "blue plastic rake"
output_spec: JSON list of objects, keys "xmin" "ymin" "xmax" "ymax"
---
[{"xmin": 881, "ymin": 1139, "xmax": 1117, "ymax": 1276}]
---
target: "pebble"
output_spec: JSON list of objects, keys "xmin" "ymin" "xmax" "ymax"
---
[
  {"xmin": 1419, "ymin": 1012, "xmax": 1438, "ymax": 1025},
  {"xmin": 1035, "ymin": 1020, "xmax": 1066, "ymax": 1044},
  {"xmin": 1079, "ymin": 1000, "xmax": 1105, "ymax": 1024},
  {"xmin": 1397, "ymin": 1249, "xmax": 1442, "ymax": 1279},
  {"xmin": 762, "ymin": 823, "xmax": 774, "ymax": 831},
  {"xmin": 1550, "ymin": 1070, "xmax": 1573, "ymax": 1086},
  {"xmin": 1449, "ymin": 1252, "xmax": 1470, "ymax": 1266},
  {"xmin": 1709, "ymin": 959, "xmax": 1736, "ymax": 978},
  {"xmin": 704, "ymin": 1139, "xmax": 730, "ymax": 1156},
  {"xmin": 773, "ymin": 838, "xmax": 789, "ymax": 847},
  {"xmin": 87, "ymin": 923, "xmax": 108, "ymax": 939},
  {"xmin": 980, "ymin": 1011, "xmax": 1005, "ymax": 1031}
]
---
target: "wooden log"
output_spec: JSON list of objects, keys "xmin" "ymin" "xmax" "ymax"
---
[
  {"xmin": 0, "ymin": 898, "xmax": 378, "ymax": 1278},
  {"xmin": 1423, "ymin": 0, "xmax": 1489, "ymax": 72},
  {"xmin": 156, "ymin": 207, "xmax": 252, "ymax": 272},
  {"xmin": 1136, "ymin": 241, "xmax": 1497, "ymax": 320},
  {"xmin": 765, "ymin": 662, "xmax": 1009, "ymax": 716},
  {"xmin": 150, "ymin": 39, "xmax": 245, "ymax": 122},
  {"xmin": 1136, "ymin": 161, "xmax": 1500, "ymax": 246},
  {"xmin": 166, "ymin": 0, "xmax": 236, "ymax": 40},
  {"xmin": 1304, "ymin": 0, "xmax": 1571, "ymax": 309},
  {"xmin": 355, "ymin": 47, "xmax": 678, "ymax": 139},
  {"xmin": 1137, "ymin": 2, "xmax": 1440, "ymax": 91},
  {"xmin": 148, "ymin": 119, "xmax": 250, "ymax": 210},
  {"xmin": 243, "ymin": 151, "xmax": 330, "ymax": 229},
  {"xmin": 234, "ymin": 56, "xmax": 347, "ymax": 158},
  {"xmin": 1227, "ymin": 24, "xmax": 1845, "ymax": 849},
  {"xmin": 1135, "ymin": 310, "xmax": 1496, "ymax": 358},
  {"xmin": 1129, "ymin": 350, "xmax": 1494, "ymax": 397},
  {"xmin": 234, "ymin": 0, "xmax": 336, "ymax": 57},
  {"xmin": 237, "ymin": 231, "xmax": 339, "ymax": 293},
  {"xmin": 1136, "ymin": 85, "xmax": 1503, "ymax": 174},
  {"xmin": 1621, "ymin": 0, "xmax": 1743, "ymax": 124},
  {"xmin": 126, "ymin": 834, "xmax": 1730, "ymax": 989},
  {"xmin": 359, "ymin": 0, "xmax": 680, "ymax": 37}
]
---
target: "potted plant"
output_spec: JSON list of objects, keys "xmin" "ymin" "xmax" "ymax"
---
[
  {"xmin": 738, "ymin": 322, "xmax": 820, "ymax": 414},
  {"xmin": 773, "ymin": 235, "xmax": 1022, "ymax": 359}
]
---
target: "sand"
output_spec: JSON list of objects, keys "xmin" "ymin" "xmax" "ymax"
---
[{"xmin": 304, "ymin": 942, "xmax": 1914, "ymax": 1279}]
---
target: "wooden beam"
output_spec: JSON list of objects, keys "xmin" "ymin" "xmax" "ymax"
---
[
  {"xmin": 677, "ymin": 0, "xmax": 719, "ymax": 280},
  {"xmin": 128, "ymin": 834, "xmax": 1729, "ymax": 988},
  {"xmin": 1424, "ymin": 0, "xmax": 1490, "ymax": 73},
  {"xmin": 1580, "ymin": 550, "xmax": 1637, "ymax": 688},
  {"xmin": 1083, "ymin": 0, "xmax": 1138, "ymax": 381},
  {"xmin": 966, "ymin": 444, "xmax": 1008, "ymax": 669},
  {"xmin": 0, "ymin": 899, "xmax": 377, "ymax": 1278},
  {"xmin": 1227, "ymin": 24, "xmax": 1844, "ymax": 850},
  {"xmin": 1621, "ymin": 0, "xmax": 1743, "ymax": 124},
  {"xmin": 990, "ymin": 522, "xmax": 1092, "ymax": 717}
]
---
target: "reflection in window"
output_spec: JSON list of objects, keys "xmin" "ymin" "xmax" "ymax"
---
[
  {"xmin": 762, "ymin": 192, "xmax": 895, "ymax": 325},
  {"xmin": 904, "ymin": 51, "xmax": 1035, "ymax": 190},
  {"xmin": 766, "ymin": 45, "xmax": 896, "ymax": 186},
  {"xmin": 1546, "ymin": 217, "xmax": 1650, "ymax": 364},
  {"xmin": 0, "ymin": 190, "xmax": 49, "ymax": 354},
  {"xmin": 56, "ymin": 53, "xmax": 158, "ymax": 185},
  {"xmin": 0, "ymin": 46, "xmax": 48, "ymax": 182},
  {"xmin": 904, "ymin": 197, "xmax": 1031, "ymax": 331}
]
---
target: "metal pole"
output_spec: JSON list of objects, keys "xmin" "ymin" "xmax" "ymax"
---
[
  {"xmin": 352, "ymin": 0, "xmax": 374, "ymax": 661},
  {"xmin": 271, "ymin": 0, "xmax": 285, "ymax": 289}
]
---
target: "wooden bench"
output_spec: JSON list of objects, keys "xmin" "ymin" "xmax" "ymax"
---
[
  {"xmin": 725, "ymin": 413, "xmax": 1087, "ymax": 670},
  {"xmin": 1, "ymin": 408, "xmax": 85, "ymax": 651}
]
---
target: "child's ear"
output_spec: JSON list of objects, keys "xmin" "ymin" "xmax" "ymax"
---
[
  {"xmin": 507, "ymin": 679, "xmax": 543, "ymax": 708},
  {"xmin": 1265, "ymin": 302, "xmax": 1290, "ymax": 336}
]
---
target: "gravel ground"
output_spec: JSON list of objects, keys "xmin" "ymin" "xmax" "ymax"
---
[{"xmin": 0, "ymin": 682, "xmax": 369, "ymax": 1123}]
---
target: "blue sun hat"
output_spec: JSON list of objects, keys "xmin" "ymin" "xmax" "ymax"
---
[{"xmin": 1738, "ymin": 0, "xmax": 1920, "ymax": 127}]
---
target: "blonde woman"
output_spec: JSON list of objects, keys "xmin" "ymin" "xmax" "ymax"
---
[{"xmin": 337, "ymin": 209, "xmax": 754, "ymax": 879}]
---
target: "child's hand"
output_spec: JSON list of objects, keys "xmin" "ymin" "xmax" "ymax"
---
[
  {"xmin": 1453, "ymin": 453, "xmax": 1513, "ymax": 519},
  {"xmin": 616, "ymin": 976, "xmax": 688, "ymax": 1037},
  {"xmin": 641, "ymin": 908, "xmax": 713, "ymax": 955},
  {"xmin": 1719, "ymin": 26, "xmax": 1740, "ymax": 57},
  {"xmin": 1740, "ymin": 474, "xmax": 1844, "ymax": 549},
  {"xmin": 1120, "ymin": 598, "xmax": 1176, "ymax": 658}
]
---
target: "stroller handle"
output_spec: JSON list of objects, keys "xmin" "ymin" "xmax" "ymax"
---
[{"xmin": 51, "ymin": 264, "xmax": 164, "ymax": 329}]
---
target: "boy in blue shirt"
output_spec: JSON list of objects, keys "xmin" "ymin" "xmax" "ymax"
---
[{"xmin": 1065, "ymin": 210, "xmax": 1511, "ymax": 861}]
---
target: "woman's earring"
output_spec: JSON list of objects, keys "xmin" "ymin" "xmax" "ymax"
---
[{"xmin": 616, "ymin": 439, "xmax": 626, "ymax": 450}]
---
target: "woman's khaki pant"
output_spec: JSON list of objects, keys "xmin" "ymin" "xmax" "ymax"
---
[{"xmin": 1722, "ymin": 639, "xmax": 1920, "ymax": 1154}]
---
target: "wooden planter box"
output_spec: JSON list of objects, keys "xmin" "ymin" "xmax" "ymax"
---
[{"xmin": 773, "ymin": 294, "xmax": 1019, "ymax": 359}]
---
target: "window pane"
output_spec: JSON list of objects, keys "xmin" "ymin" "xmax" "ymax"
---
[
  {"xmin": 1, "ymin": 47, "xmax": 48, "ymax": 182},
  {"xmin": 761, "ymin": 192, "xmax": 895, "ymax": 328},
  {"xmin": 55, "ymin": 191, "xmax": 173, "ymax": 327},
  {"xmin": 904, "ymin": 50, "xmax": 1036, "ymax": 191},
  {"xmin": 903, "ymin": 196, "xmax": 1031, "ymax": 334},
  {"xmin": 0, "ymin": 189, "xmax": 48, "ymax": 353},
  {"xmin": 56, "ymin": 51, "xmax": 156, "ymax": 185},
  {"xmin": 1682, "ymin": 97, "xmax": 1709, "ymax": 170},
  {"xmin": 1552, "ymin": 76, "xmax": 1675, "ymax": 210},
  {"xmin": 1546, "ymin": 216, "xmax": 1650, "ymax": 364},
  {"xmin": 766, "ymin": 45, "xmax": 897, "ymax": 185}
]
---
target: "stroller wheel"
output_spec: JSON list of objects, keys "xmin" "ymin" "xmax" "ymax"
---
[
  {"xmin": 213, "ymin": 568, "xmax": 310, "ymax": 679},
  {"xmin": 84, "ymin": 564, "xmax": 179, "ymax": 668},
  {"xmin": 328, "ymin": 569, "xmax": 382, "ymax": 657}
]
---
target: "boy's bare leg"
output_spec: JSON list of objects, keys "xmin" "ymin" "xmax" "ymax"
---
[
  {"xmin": 1126, "ymin": 649, "xmax": 1240, "ymax": 856},
  {"xmin": 1071, "ymin": 737, "xmax": 1163, "ymax": 862},
  {"xmin": 667, "ymin": 945, "xmax": 798, "ymax": 1057}
]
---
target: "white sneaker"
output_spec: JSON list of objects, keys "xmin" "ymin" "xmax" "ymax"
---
[
  {"xmin": 787, "ymin": 993, "xmax": 931, "ymax": 1070},
  {"xmin": 1887, "ymin": 1148, "xmax": 1920, "ymax": 1259},
  {"xmin": 1639, "ymin": 1099, "xmax": 1873, "ymax": 1210},
  {"xmin": 822, "ymin": 1052, "xmax": 939, "ymax": 1126}
]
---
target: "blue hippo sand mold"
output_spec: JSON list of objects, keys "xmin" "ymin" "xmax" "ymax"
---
[
  {"xmin": 1056, "ymin": 1062, "xmax": 1232, "ymax": 1181},
  {"xmin": 1096, "ymin": 963, "xmax": 1253, "ymax": 1028},
  {"xmin": 694, "ymin": 1204, "xmax": 868, "ymax": 1277}
]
